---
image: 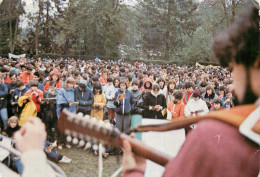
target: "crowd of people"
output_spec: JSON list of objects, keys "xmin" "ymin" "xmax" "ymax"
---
[{"xmin": 0, "ymin": 54, "xmax": 235, "ymax": 137}]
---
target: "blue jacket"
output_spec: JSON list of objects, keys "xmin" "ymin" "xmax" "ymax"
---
[
  {"xmin": 74, "ymin": 81, "xmax": 94, "ymax": 112},
  {"xmin": 114, "ymin": 89, "xmax": 135, "ymax": 115},
  {"xmin": 0, "ymin": 82, "xmax": 8, "ymax": 109},
  {"xmin": 56, "ymin": 88, "xmax": 76, "ymax": 117}
]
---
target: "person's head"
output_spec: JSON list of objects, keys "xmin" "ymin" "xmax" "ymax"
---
[
  {"xmin": 206, "ymin": 85, "xmax": 214, "ymax": 95},
  {"xmin": 186, "ymin": 82, "xmax": 194, "ymax": 93},
  {"xmin": 167, "ymin": 80, "xmax": 176, "ymax": 92},
  {"xmin": 212, "ymin": 98, "xmax": 222, "ymax": 110},
  {"xmin": 33, "ymin": 72, "xmax": 40, "ymax": 81},
  {"xmin": 119, "ymin": 80, "xmax": 127, "ymax": 91},
  {"xmin": 102, "ymin": 70, "xmax": 108, "ymax": 79},
  {"xmin": 9, "ymin": 72, "xmax": 17, "ymax": 84},
  {"xmin": 91, "ymin": 66, "xmax": 96, "ymax": 74},
  {"xmin": 91, "ymin": 75, "xmax": 99, "ymax": 84},
  {"xmin": 192, "ymin": 89, "xmax": 201, "ymax": 101},
  {"xmin": 152, "ymin": 83, "xmax": 160, "ymax": 94},
  {"xmin": 212, "ymin": 5, "xmax": 259, "ymax": 104},
  {"xmin": 65, "ymin": 77, "xmax": 76, "ymax": 90},
  {"xmin": 156, "ymin": 77, "xmax": 165, "ymax": 89},
  {"xmin": 26, "ymin": 65, "xmax": 33, "ymax": 74},
  {"xmin": 132, "ymin": 79, "xmax": 139, "ymax": 91},
  {"xmin": 8, "ymin": 116, "xmax": 19, "ymax": 128},
  {"xmin": 173, "ymin": 90, "xmax": 183, "ymax": 104},
  {"xmin": 49, "ymin": 81, "xmax": 57, "ymax": 92},
  {"xmin": 93, "ymin": 82, "xmax": 102, "ymax": 94},
  {"xmin": 30, "ymin": 80, "xmax": 38, "ymax": 91},
  {"xmin": 218, "ymin": 86, "xmax": 225, "ymax": 97},
  {"xmin": 16, "ymin": 80, "xmax": 24, "ymax": 89},
  {"xmin": 114, "ymin": 77, "xmax": 120, "ymax": 88},
  {"xmin": 200, "ymin": 81, "xmax": 208, "ymax": 93},
  {"xmin": 107, "ymin": 77, "xmax": 113, "ymax": 86}
]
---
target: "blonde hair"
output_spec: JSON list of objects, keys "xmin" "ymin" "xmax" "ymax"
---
[
  {"xmin": 8, "ymin": 116, "xmax": 19, "ymax": 126},
  {"xmin": 64, "ymin": 77, "xmax": 76, "ymax": 90}
]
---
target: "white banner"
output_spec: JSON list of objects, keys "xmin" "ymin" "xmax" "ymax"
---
[{"xmin": 8, "ymin": 53, "xmax": 26, "ymax": 59}]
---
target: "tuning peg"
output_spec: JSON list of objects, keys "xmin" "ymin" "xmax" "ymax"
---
[
  {"xmin": 64, "ymin": 129, "xmax": 71, "ymax": 136},
  {"xmin": 84, "ymin": 142, "xmax": 92, "ymax": 150},
  {"xmin": 66, "ymin": 135, "xmax": 72, "ymax": 142},
  {"xmin": 67, "ymin": 115, "xmax": 74, "ymax": 122},
  {"xmin": 92, "ymin": 144, "xmax": 98, "ymax": 151},
  {"xmin": 78, "ymin": 140, "xmax": 85, "ymax": 147},
  {"xmin": 72, "ymin": 137, "xmax": 79, "ymax": 145},
  {"xmin": 77, "ymin": 112, "xmax": 84, "ymax": 118},
  {"xmin": 84, "ymin": 115, "xmax": 90, "ymax": 120}
]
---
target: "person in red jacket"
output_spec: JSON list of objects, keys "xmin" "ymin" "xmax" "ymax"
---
[
  {"xmin": 182, "ymin": 81, "xmax": 194, "ymax": 104},
  {"xmin": 19, "ymin": 65, "xmax": 34, "ymax": 85},
  {"xmin": 122, "ymin": 4, "xmax": 259, "ymax": 177},
  {"xmin": 167, "ymin": 90, "xmax": 185, "ymax": 119},
  {"xmin": 99, "ymin": 69, "xmax": 108, "ymax": 85},
  {"xmin": 43, "ymin": 70, "xmax": 63, "ymax": 92}
]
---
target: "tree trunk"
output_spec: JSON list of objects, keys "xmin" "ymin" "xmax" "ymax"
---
[
  {"xmin": 231, "ymin": 0, "xmax": 235, "ymax": 23},
  {"xmin": 165, "ymin": 0, "xmax": 172, "ymax": 60},
  {"xmin": 35, "ymin": 0, "xmax": 41, "ymax": 55},
  {"xmin": 221, "ymin": 0, "xmax": 229, "ymax": 26}
]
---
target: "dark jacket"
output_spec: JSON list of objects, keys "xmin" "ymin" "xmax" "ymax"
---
[
  {"xmin": 75, "ymin": 80, "xmax": 94, "ymax": 112},
  {"xmin": 10, "ymin": 86, "xmax": 29, "ymax": 114},
  {"xmin": 143, "ymin": 91, "xmax": 166, "ymax": 119},
  {"xmin": 114, "ymin": 89, "xmax": 135, "ymax": 115},
  {"xmin": 6, "ymin": 125, "xmax": 20, "ymax": 137},
  {"xmin": 131, "ymin": 89, "xmax": 144, "ymax": 115},
  {"xmin": 0, "ymin": 82, "xmax": 8, "ymax": 109}
]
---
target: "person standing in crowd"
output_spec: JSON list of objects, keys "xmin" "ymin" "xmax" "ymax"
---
[
  {"xmin": 42, "ymin": 81, "xmax": 59, "ymax": 142},
  {"xmin": 75, "ymin": 80, "xmax": 94, "ymax": 116},
  {"xmin": 165, "ymin": 80, "xmax": 176, "ymax": 106},
  {"xmin": 91, "ymin": 82, "xmax": 106, "ymax": 120},
  {"xmin": 143, "ymin": 83, "xmax": 167, "ymax": 119},
  {"xmin": 201, "ymin": 85, "xmax": 219, "ymax": 106},
  {"xmin": 182, "ymin": 81, "xmax": 194, "ymax": 104},
  {"xmin": 18, "ymin": 65, "xmax": 34, "ymax": 85},
  {"xmin": 209, "ymin": 98, "xmax": 223, "ymax": 112},
  {"xmin": 167, "ymin": 90, "xmax": 185, "ymax": 120},
  {"xmin": 43, "ymin": 70, "xmax": 63, "ymax": 92},
  {"xmin": 156, "ymin": 77, "xmax": 167, "ymax": 97},
  {"xmin": 25, "ymin": 80, "xmax": 43, "ymax": 118},
  {"xmin": 140, "ymin": 78, "xmax": 153, "ymax": 92},
  {"xmin": 114, "ymin": 80, "xmax": 135, "ymax": 133},
  {"xmin": 0, "ymin": 73, "xmax": 8, "ymax": 130},
  {"xmin": 184, "ymin": 89, "xmax": 209, "ymax": 117},
  {"xmin": 99, "ymin": 69, "xmax": 108, "ymax": 85},
  {"xmin": 221, "ymin": 88, "xmax": 235, "ymax": 109},
  {"xmin": 56, "ymin": 77, "xmax": 77, "ymax": 117},
  {"xmin": 10, "ymin": 80, "xmax": 29, "ymax": 117},
  {"xmin": 103, "ymin": 77, "xmax": 117, "ymax": 120}
]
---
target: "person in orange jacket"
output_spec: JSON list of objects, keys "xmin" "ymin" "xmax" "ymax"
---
[
  {"xmin": 168, "ymin": 90, "xmax": 185, "ymax": 120},
  {"xmin": 18, "ymin": 65, "xmax": 34, "ymax": 85}
]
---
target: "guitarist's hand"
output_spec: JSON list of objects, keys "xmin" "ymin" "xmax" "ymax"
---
[{"xmin": 123, "ymin": 138, "xmax": 146, "ymax": 174}]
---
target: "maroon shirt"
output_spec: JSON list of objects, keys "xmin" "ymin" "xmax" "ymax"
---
[{"xmin": 124, "ymin": 119, "xmax": 259, "ymax": 177}]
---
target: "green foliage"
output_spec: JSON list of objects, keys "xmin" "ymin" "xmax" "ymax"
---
[{"xmin": 0, "ymin": 0, "xmax": 248, "ymax": 64}]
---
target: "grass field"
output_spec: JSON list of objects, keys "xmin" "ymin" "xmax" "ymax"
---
[{"xmin": 56, "ymin": 147, "xmax": 123, "ymax": 177}]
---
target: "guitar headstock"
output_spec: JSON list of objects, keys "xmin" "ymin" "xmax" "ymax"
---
[{"xmin": 58, "ymin": 110, "xmax": 121, "ymax": 148}]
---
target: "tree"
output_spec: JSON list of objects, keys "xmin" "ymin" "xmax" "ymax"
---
[{"xmin": 0, "ymin": 0, "xmax": 24, "ymax": 56}]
